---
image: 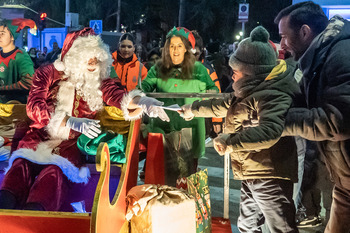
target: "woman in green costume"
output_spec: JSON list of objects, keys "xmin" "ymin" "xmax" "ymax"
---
[{"xmin": 140, "ymin": 27, "xmax": 218, "ymax": 184}]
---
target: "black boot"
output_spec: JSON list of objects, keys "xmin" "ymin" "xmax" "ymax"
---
[{"xmin": 0, "ymin": 190, "xmax": 17, "ymax": 209}]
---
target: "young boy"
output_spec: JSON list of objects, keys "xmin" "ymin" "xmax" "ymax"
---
[
  {"xmin": 0, "ymin": 18, "xmax": 35, "ymax": 103},
  {"xmin": 181, "ymin": 26, "xmax": 299, "ymax": 232}
]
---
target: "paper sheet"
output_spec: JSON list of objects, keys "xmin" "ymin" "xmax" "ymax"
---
[{"xmin": 160, "ymin": 104, "xmax": 182, "ymax": 111}]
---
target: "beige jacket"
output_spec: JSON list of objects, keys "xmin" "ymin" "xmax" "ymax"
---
[{"xmin": 191, "ymin": 61, "xmax": 299, "ymax": 181}]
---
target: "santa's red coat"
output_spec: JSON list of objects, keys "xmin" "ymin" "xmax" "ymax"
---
[{"xmin": 9, "ymin": 64, "xmax": 127, "ymax": 184}]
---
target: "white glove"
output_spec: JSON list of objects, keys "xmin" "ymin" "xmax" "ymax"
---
[
  {"xmin": 138, "ymin": 96, "xmax": 170, "ymax": 122},
  {"xmin": 180, "ymin": 104, "xmax": 194, "ymax": 121},
  {"xmin": 213, "ymin": 134, "xmax": 231, "ymax": 156},
  {"xmin": 66, "ymin": 117, "xmax": 101, "ymax": 139}
]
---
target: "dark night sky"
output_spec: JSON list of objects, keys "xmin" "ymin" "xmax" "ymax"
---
[
  {"xmin": 12, "ymin": 0, "xmax": 293, "ymax": 44},
  {"xmin": 244, "ymin": 0, "xmax": 292, "ymax": 42}
]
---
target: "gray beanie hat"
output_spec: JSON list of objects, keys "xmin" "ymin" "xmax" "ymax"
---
[{"xmin": 229, "ymin": 26, "xmax": 277, "ymax": 75}]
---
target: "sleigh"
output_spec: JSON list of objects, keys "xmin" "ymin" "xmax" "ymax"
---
[{"xmin": 0, "ymin": 103, "xmax": 140, "ymax": 233}]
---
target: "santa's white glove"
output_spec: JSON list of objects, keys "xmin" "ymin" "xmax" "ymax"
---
[
  {"xmin": 138, "ymin": 96, "xmax": 170, "ymax": 122},
  {"xmin": 213, "ymin": 134, "xmax": 232, "ymax": 156},
  {"xmin": 179, "ymin": 104, "xmax": 194, "ymax": 121},
  {"xmin": 66, "ymin": 117, "xmax": 101, "ymax": 139}
]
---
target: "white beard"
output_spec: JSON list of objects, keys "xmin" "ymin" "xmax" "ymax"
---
[
  {"xmin": 69, "ymin": 66, "xmax": 104, "ymax": 112},
  {"xmin": 55, "ymin": 35, "xmax": 114, "ymax": 112}
]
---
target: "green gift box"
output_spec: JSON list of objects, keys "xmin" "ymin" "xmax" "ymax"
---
[{"xmin": 177, "ymin": 169, "xmax": 211, "ymax": 233}]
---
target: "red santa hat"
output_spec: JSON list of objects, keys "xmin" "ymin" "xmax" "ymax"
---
[{"xmin": 54, "ymin": 27, "xmax": 96, "ymax": 71}]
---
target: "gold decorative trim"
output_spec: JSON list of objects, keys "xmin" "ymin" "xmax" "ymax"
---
[{"xmin": 0, "ymin": 209, "xmax": 90, "ymax": 219}]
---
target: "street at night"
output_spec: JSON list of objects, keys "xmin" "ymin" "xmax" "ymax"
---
[{"xmin": 2, "ymin": 0, "xmax": 350, "ymax": 232}]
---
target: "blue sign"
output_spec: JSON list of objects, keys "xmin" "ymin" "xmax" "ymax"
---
[{"xmin": 89, "ymin": 20, "xmax": 103, "ymax": 34}]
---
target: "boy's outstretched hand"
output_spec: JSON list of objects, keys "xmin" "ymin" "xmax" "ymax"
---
[{"xmin": 178, "ymin": 104, "xmax": 194, "ymax": 121}]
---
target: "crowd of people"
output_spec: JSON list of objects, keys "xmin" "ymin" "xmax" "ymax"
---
[
  {"xmin": 27, "ymin": 42, "xmax": 62, "ymax": 69},
  {"xmin": 1, "ymin": 1, "xmax": 350, "ymax": 232}
]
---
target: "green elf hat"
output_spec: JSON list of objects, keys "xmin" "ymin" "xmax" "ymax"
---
[
  {"xmin": 166, "ymin": 27, "xmax": 196, "ymax": 53},
  {"xmin": 3, "ymin": 18, "xmax": 37, "ymax": 40}
]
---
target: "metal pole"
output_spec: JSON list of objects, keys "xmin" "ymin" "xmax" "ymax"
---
[
  {"xmin": 145, "ymin": 92, "xmax": 231, "ymax": 99},
  {"xmin": 66, "ymin": 0, "xmax": 69, "ymax": 12},
  {"xmin": 223, "ymin": 152, "xmax": 230, "ymax": 219},
  {"xmin": 242, "ymin": 0, "xmax": 247, "ymax": 38},
  {"xmin": 39, "ymin": 30, "xmax": 42, "ymax": 51},
  {"xmin": 65, "ymin": 0, "xmax": 70, "ymax": 33},
  {"xmin": 116, "ymin": 0, "xmax": 121, "ymax": 32},
  {"xmin": 242, "ymin": 22, "xmax": 245, "ymax": 38},
  {"xmin": 178, "ymin": 0, "xmax": 184, "ymax": 27}
]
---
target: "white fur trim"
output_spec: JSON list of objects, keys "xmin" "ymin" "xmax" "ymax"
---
[
  {"xmin": 53, "ymin": 59, "xmax": 65, "ymax": 71},
  {"xmin": 46, "ymin": 80, "xmax": 75, "ymax": 139},
  {"xmin": 46, "ymin": 110, "xmax": 70, "ymax": 139},
  {"xmin": 6, "ymin": 141, "xmax": 90, "ymax": 184},
  {"xmin": 121, "ymin": 90, "xmax": 145, "ymax": 121},
  {"xmin": 191, "ymin": 48, "xmax": 197, "ymax": 54}
]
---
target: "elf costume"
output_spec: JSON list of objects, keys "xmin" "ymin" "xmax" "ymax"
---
[
  {"xmin": 0, "ymin": 18, "xmax": 36, "ymax": 103},
  {"xmin": 140, "ymin": 27, "xmax": 218, "ymax": 184}
]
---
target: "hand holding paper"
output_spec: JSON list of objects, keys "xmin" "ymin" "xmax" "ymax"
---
[
  {"xmin": 138, "ymin": 96, "xmax": 170, "ymax": 122},
  {"xmin": 160, "ymin": 104, "xmax": 182, "ymax": 111},
  {"xmin": 178, "ymin": 104, "xmax": 194, "ymax": 121}
]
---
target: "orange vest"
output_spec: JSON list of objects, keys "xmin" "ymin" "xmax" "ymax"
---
[
  {"xmin": 202, "ymin": 60, "xmax": 223, "ymax": 123},
  {"xmin": 112, "ymin": 52, "xmax": 148, "ymax": 91}
]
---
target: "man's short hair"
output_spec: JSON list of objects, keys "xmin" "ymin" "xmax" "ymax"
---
[
  {"xmin": 0, "ymin": 19, "xmax": 6, "ymax": 27},
  {"xmin": 191, "ymin": 30, "xmax": 206, "ymax": 60},
  {"xmin": 0, "ymin": 20, "xmax": 13, "ymax": 40},
  {"xmin": 192, "ymin": 30, "xmax": 204, "ymax": 52},
  {"xmin": 274, "ymin": 1, "xmax": 328, "ymax": 35},
  {"xmin": 0, "ymin": 20, "xmax": 9, "ymax": 30}
]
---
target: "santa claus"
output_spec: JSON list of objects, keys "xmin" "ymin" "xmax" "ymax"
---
[{"xmin": 0, "ymin": 28, "xmax": 168, "ymax": 211}]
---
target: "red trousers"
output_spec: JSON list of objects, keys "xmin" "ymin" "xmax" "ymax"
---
[{"xmin": 1, "ymin": 158, "xmax": 69, "ymax": 211}]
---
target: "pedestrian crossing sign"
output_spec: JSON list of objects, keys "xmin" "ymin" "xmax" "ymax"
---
[
  {"xmin": 238, "ymin": 3, "xmax": 249, "ymax": 22},
  {"xmin": 89, "ymin": 20, "xmax": 103, "ymax": 34}
]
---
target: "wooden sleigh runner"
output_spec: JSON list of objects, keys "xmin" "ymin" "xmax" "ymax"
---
[{"xmin": 0, "ymin": 103, "xmax": 140, "ymax": 233}]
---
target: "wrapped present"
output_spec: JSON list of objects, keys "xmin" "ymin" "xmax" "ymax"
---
[
  {"xmin": 177, "ymin": 169, "xmax": 211, "ymax": 233},
  {"xmin": 126, "ymin": 184, "xmax": 196, "ymax": 233}
]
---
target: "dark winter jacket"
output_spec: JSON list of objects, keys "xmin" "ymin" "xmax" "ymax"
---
[
  {"xmin": 283, "ymin": 15, "xmax": 350, "ymax": 190},
  {"xmin": 191, "ymin": 60, "xmax": 300, "ymax": 181}
]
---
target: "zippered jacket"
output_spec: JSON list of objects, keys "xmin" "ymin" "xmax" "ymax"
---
[
  {"xmin": 191, "ymin": 60, "xmax": 300, "ymax": 181},
  {"xmin": 283, "ymin": 15, "xmax": 350, "ymax": 189}
]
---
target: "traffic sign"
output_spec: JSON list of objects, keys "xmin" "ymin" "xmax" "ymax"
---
[
  {"xmin": 238, "ymin": 3, "xmax": 249, "ymax": 22},
  {"xmin": 89, "ymin": 20, "xmax": 103, "ymax": 34}
]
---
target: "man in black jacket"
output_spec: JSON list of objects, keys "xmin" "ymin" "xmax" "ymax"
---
[
  {"xmin": 45, "ymin": 42, "xmax": 61, "ymax": 63},
  {"xmin": 275, "ymin": 2, "xmax": 350, "ymax": 232}
]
